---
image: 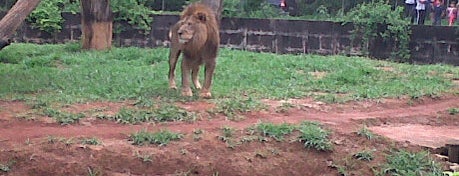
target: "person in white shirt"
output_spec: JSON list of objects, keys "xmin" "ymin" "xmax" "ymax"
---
[
  {"xmin": 405, "ymin": 0, "xmax": 417, "ymax": 23},
  {"xmin": 415, "ymin": 0, "xmax": 428, "ymax": 25}
]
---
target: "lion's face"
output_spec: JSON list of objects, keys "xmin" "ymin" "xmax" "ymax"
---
[{"xmin": 177, "ymin": 13, "xmax": 208, "ymax": 44}]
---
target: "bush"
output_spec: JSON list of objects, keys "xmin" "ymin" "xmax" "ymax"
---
[{"xmin": 343, "ymin": 0, "xmax": 411, "ymax": 60}]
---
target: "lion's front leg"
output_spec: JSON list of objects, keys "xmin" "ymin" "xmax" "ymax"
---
[
  {"xmin": 192, "ymin": 65, "xmax": 202, "ymax": 90},
  {"xmin": 200, "ymin": 60, "xmax": 216, "ymax": 98},
  {"xmin": 181, "ymin": 58, "xmax": 193, "ymax": 97},
  {"xmin": 168, "ymin": 48, "xmax": 180, "ymax": 90}
]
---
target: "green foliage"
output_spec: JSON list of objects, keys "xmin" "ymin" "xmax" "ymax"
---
[
  {"xmin": 448, "ymin": 107, "xmax": 459, "ymax": 115},
  {"xmin": 43, "ymin": 108, "xmax": 85, "ymax": 125},
  {"xmin": 353, "ymin": 149, "xmax": 374, "ymax": 161},
  {"xmin": 357, "ymin": 125, "xmax": 376, "ymax": 140},
  {"xmin": 130, "ymin": 129, "xmax": 183, "ymax": 146},
  {"xmin": 80, "ymin": 137, "xmax": 102, "ymax": 145},
  {"xmin": 0, "ymin": 160, "xmax": 15, "ymax": 173},
  {"xmin": 98, "ymin": 104, "xmax": 195, "ymax": 124},
  {"xmin": 27, "ymin": 0, "xmax": 155, "ymax": 34},
  {"xmin": 255, "ymin": 122, "xmax": 296, "ymax": 141},
  {"xmin": 378, "ymin": 150, "xmax": 443, "ymax": 176},
  {"xmin": 112, "ymin": 0, "xmax": 157, "ymax": 34},
  {"xmin": 28, "ymin": 0, "xmax": 65, "ymax": 33},
  {"xmin": 297, "ymin": 121, "xmax": 332, "ymax": 151},
  {"xmin": 343, "ymin": 0, "xmax": 411, "ymax": 60},
  {"xmin": 213, "ymin": 97, "xmax": 267, "ymax": 118}
]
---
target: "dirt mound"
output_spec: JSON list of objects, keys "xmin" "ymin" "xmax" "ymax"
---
[{"xmin": 1, "ymin": 95, "xmax": 458, "ymax": 175}]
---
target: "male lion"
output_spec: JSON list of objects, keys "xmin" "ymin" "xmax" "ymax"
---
[{"xmin": 168, "ymin": 3, "xmax": 220, "ymax": 98}]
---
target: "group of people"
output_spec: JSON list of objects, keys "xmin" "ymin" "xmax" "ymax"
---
[{"xmin": 405, "ymin": 0, "xmax": 458, "ymax": 26}]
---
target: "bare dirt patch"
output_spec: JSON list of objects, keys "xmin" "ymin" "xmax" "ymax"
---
[{"xmin": 1, "ymin": 95, "xmax": 458, "ymax": 175}]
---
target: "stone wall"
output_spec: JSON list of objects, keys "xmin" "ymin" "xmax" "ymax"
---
[{"xmin": 5, "ymin": 13, "xmax": 459, "ymax": 65}]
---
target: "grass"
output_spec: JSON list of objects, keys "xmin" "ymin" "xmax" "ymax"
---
[
  {"xmin": 254, "ymin": 122, "xmax": 296, "ymax": 141},
  {"xmin": 42, "ymin": 108, "xmax": 85, "ymax": 125},
  {"xmin": 97, "ymin": 104, "xmax": 196, "ymax": 124},
  {"xmin": 212, "ymin": 96, "xmax": 267, "ymax": 119},
  {"xmin": 353, "ymin": 149, "xmax": 375, "ymax": 161},
  {"xmin": 0, "ymin": 161, "xmax": 15, "ymax": 172},
  {"xmin": 1, "ymin": 43, "xmax": 457, "ymax": 105},
  {"xmin": 129, "ymin": 129, "xmax": 183, "ymax": 146},
  {"xmin": 297, "ymin": 121, "xmax": 332, "ymax": 151},
  {"xmin": 80, "ymin": 137, "xmax": 102, "ymax": 145},
  {"xmin": 448, "ymin": 107, "xmax": 459, "ymax": 115},
  {"xmin": 378, "ymin": 150, "xmax": 443, "ymax": 176},
  {"xmin": 357, "ymin": 125, "xmax": 376, "ymax": 140}
]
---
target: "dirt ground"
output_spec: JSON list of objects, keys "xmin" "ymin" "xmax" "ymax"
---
[{"xmin": 0, "ymin": 94, "xmax": 458, "ymax": 176}]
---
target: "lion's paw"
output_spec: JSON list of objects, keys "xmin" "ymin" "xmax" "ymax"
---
[
  {"xmin": 181, "ymin": 89, "xmax": 193, "ymax": 97},
  {"xmin": 199, "ymin": 92, "xmax": 212, "ymax": 99}
]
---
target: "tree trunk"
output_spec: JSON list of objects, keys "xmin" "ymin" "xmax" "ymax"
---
[
  {"xmin": 0, "ymin": 0, "xmax": 41, "ymax": 50},
  {"xmin": 80, "ymin": 0, "xmax": 113, "ymax": 50},
  {"xmin": 200, "ymin": 0, "xmax": 223, "ymax": 22}
]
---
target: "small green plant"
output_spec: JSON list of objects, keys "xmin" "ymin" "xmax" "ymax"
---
[
  {"xmin": 218, "ymin": 126, "xmax": 235, "ymax": 141},
  {"xmin": 218, "ymin": 126, "xmax": 238, "ymax": 148},
  {"xmin": 213, "ymin": 97, "xmax": 267, "ymax": 119},
  {"xmin": 378, "ymin": 150, "xmax": 443, "ymax": 176},
  {"xmin": 297, "ymin": 121, "xmax": 332, "ymax": 151},
  {"xmin": 357, "ymin": 125, "xmax": 376, "ymax": 140},
  {"xmin": 99, "ymin": 105, "xmax": 195, "ymax": 124},
  {"xmin": 130, "ymin": 129, "xmax": 183, "ymax": 146},
  {"xmin": 47, "ymin": 135, "xmax": 59, "ymax": 144},
  {"xmin": 255, "ymin": 122, "xmax": 296, "ymax": 141},
  {"xmin": 80, "ymin": 137, "xmax": 102, "ymax": 145},
  {"xmin": 43, "ymin": 108, "xmax": 85, "ymax": 125},
  {"xmin": 193, "ymin": 129, "xmax": 203, "ymax": 141},
  {"xmin": 0, "ymin": 160, "xmax": 15, "ymax": 172},
  {"xmin": 275, "ymin": 102, "xmax": 296, "ymax": 113},
  {"xmin": 87, "ymin": 166, "xmax": 101, "ymax": 176},
  {"xmin": 134, "ymin": 151, "xmax": 153, "ymax": 163},
  {"xmin": 448, "ymin": 107, "xmax": 459, "ymax": 115},
  {"xmin": 353, "ymin": 149, "xmax": 375, "ymax": 161}
]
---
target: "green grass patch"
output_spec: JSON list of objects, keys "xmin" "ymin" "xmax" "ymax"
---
[
  {"xmin": 297, "ymin": 121, "xmax": 332, "ymax": 151},
  {"xmin": 378, "ymin": 150, "xmax": 442, "ymax": 176},
  {"xmin": 1, "ymin": 43, "xmax": 458, "ymax": 104},
  {"xmin": 353, "ymin": 149, "xmax": 375, "ymax": 161},
  {"xmin": 129, "ymin": 129, "xmax": 183, "ymax": 146},
  {"xmin": 254, "ymin": 122, "xmax": 296, "ymax": 141},
  {"xmin": 357, "ymin": 125, "xmax": 376, "ymax": 140},
  {"xmin": 0, "ymin": 160, "xmax": 15, "ymax": 173},
  {"xmin": 43, "ymin": 108, "xmax": 85, "ymax": 125},
  {"xmin": 212, "ymin": 97, "xmax": 267, "ymax": 118},
  {"xmin": 97, "ymin": 104, "xmax": 196, "ymax": 124},
  {"xmin": 80, "ymin": 137, "xmax": 102, "ymax": 145},
  {"xmin": 448, "ymin": 107, "xmax": 459, "ymax": 115}
]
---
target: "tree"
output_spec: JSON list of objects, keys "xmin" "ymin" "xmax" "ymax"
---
[
  {"xmin": 200, "ymin": 0, "xmax": 223, "ymax": 22},
  {"xmin": 80, "ymin": 0, "xmax": 113, "ymax": 50},
  {"xmin": 0, "ymin": 0, "xmax": 41, "ymax": 50}
]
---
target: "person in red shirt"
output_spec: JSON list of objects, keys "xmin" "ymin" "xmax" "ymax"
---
[{"xmin": 446, "ymin": 1, "xmax": 458, "ymax": 26}]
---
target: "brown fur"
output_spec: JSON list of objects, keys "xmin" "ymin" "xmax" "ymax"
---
[{"xmin": 168, "ymin": 3, "xmax": 220, "ymax": 98}]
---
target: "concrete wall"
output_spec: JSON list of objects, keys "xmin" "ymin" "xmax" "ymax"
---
[{"xmin": 6, "ymin": 13, "xmax": 459, "ymax": 65}]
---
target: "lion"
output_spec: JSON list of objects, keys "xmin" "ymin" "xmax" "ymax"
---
[{"xmin": 168, "ymin": 2, "xmax": 220, "ymax": 98}]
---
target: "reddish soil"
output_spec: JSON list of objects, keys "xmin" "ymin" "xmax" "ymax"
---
[{"xmin": 0, "ymin": 95, "xmax": 458, "ymax": 176}]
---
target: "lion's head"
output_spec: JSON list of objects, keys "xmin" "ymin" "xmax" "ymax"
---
[{"xmin": 173, "ymin": 3, "xmax": 218, "ymax": 49}]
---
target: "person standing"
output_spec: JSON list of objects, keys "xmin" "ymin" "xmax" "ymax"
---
[
  {"xmin": 405, "ymin": 0, "xmax": 417, "ymax": 23},
  {"xmin": 416, "ymin": 0, "xmax": 428, "ymax": 25},
  {"xmin": 432, "ymin": 0, "xmax": 445, "ymax": 25},
  {"xmin": 446, "ymin": 1, "xmax": 458, "ymax": 26}
]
